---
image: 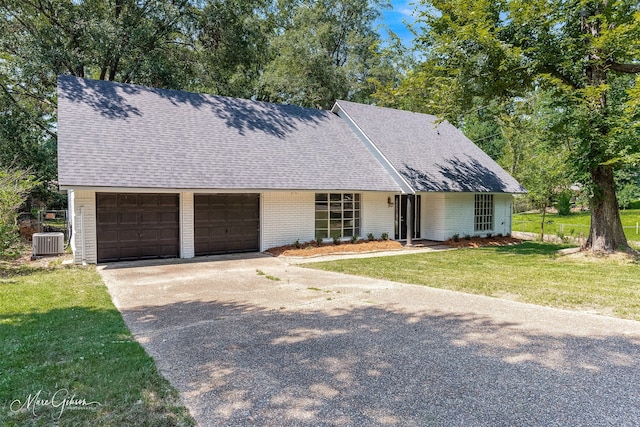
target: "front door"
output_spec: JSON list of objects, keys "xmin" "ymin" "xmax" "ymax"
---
[{"xmin": 394, "ymin": 195, "xmax": 421, "ymax": 240}]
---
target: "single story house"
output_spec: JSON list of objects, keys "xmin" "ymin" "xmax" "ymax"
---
[{"xmin": 57, "ymin": 76, "xmax": 526, "ymax": 264}]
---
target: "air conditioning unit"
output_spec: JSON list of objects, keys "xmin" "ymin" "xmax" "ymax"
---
[{"xmin": 32, "ymin": 232, "xmax": 64, "ymax": 256}]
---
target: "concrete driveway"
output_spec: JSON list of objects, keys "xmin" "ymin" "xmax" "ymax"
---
[{"xmin": 99, "ymin": 253, "xmax": 640, "ymax": 426}]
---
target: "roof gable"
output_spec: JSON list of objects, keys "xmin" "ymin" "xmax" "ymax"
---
[
  {"xmin": 57, "ymin": 76, "xmax": 402, "ymax": 192},
  {"xmin": 333, "ymin": 100, "xmax": 526, "ymax": 194}
]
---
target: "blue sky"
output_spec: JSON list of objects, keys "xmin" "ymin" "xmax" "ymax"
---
[{"xmin": 377, "ymin": 0, "xmax": 420, "ymax": 47}]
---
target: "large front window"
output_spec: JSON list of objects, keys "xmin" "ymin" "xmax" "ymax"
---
[
  {"xmin": 315, "ymin": 193, "xmax": 361, "ymax": 240},
  {"xmin": 474, "ymin": 194, "xmax": 494, "ymax": 232}
]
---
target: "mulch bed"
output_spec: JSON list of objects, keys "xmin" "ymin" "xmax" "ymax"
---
[
  {"xmin": 443, "ymin": 235, "xmax": 522, "ymax": 248},
  {"xmin": 267, "ymin": 236, "xmax": 522, "ymax": 257}
]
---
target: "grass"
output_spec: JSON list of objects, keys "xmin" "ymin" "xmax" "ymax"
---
[
  {"xmin": 256, "ymin": 269, "xmax": 281, "ymax": 281},
  {"xmin": 309, "ymin": 241, "xmax": 640, "ymax": 320},
  {"xmin": 513, "ymin": 208, "xmax": 640, "ymax": 242},
  {"xmin": 0, "ymin": 264, "xmax": 195, "ymax": 426}
]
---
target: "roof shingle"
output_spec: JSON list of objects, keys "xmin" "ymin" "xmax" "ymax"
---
[
  {"xmin": 333, "ymin": 100, "xmax": 527, "ymax": 194},
  {"xmin": 57, "ymin": 76, "xmax": 403, "ymax": 192}
]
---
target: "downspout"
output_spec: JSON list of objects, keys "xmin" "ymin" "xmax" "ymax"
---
[
  {"xmin": 79, "ymin": 206, "xmax": 86, "ymax": 265},
  {"xmin": 406, "ymin": 195, "xmax": 414, "ymax": 246}
]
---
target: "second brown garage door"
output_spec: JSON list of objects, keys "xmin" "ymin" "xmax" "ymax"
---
[{"xmin": 194, "ymin": 194, "xmax": 260, "ymax": 256}]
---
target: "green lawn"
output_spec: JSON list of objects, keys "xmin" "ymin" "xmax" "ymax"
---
[
  {"xmin": 513, "ymin": 208, "xmax": 640, "ymax": 242},
  {"xmin": 0, "ymin": 265, "xmax": 195, "ymax": 426},
  {"xmin": 309, "ymin": 242, "xmax": 640, "ymax": 320}
]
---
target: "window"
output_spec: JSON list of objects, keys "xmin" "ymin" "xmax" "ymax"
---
[
  {"xmin": 474, "ymin": 194, "xmax": 494, "ymax": 232},
  {"xmin": 315, "ymin": 193, "xmax": 360, "ymax": 240}
]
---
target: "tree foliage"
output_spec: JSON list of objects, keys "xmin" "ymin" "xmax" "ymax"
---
[
  {"xmin": 0, "ymin": 167, "xmax": 37, "ymax": 256},
  {"xmin": 0, "ymin": 0, "xmax": 397, "ymax": 206},
  {"xmin": 377, "ymin": 0, "xmax": 640, "ymax": 252}
]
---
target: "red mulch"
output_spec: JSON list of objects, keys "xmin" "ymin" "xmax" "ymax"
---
[
  {"xmin": 266, "ymin": 239, "xmax": 403, "ymax": 257},
  {"xmin": 267, "ymin": 235, "xmax": 521, "ymax": 257},
  {"xmin": 443, "ymin": 235, "xmax": 522, "ymax": 248}
]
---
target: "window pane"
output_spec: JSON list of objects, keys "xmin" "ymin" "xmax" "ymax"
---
[{"xmin": 316, "ymin": 193, "xmax": 362, "ymax": 240}]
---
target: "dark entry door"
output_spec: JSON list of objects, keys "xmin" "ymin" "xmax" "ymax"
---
[
  {"xmin": 394, "ymin": 195, "xmax": 421, "ymax": 240},
  {"xmin": 194, "ymin": 194, "xmax": 260, "ymax": 256},
  {"xmin": 96, "ymin": 193, "xmax": 179, "ymax": 262}
]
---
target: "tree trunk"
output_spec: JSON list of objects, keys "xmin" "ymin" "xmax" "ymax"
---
[
  {"xmin": 540, "ymin": 206, "xmax": 546, "ymax": 241},
  {"xmin": 584, "ymin": 165, "xmax": 629, "ymax": 252}
]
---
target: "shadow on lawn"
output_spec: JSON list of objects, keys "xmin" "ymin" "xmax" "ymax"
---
[
  {"xmin": 0, "ymin": 306, "xmax": 194, "ymax": 426},
  {"xmin": 121, "ymin": 299, "xmax": 640, "ymax": 426},
  {"xmin": 491, "ymin": 241, "xmax": 572, "ymax": 256}
]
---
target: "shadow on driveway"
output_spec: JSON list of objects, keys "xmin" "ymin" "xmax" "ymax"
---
[{"xmin": 101, "ymin": 259, "xmax": 640, "ymax": 426}]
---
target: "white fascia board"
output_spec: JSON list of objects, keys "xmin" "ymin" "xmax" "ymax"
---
[
  {"xmin": 58, "ymin": 186, "xmax": 402, "ymax": 193},
  {"xmin": 332, "ymin": 102, "xmax": 415, "ymax": 195}
]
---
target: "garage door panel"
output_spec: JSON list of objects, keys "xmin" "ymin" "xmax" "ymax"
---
[
  {"xmin": 119, "ymin": 230, "xmax": 140, "ymax": 243},
  {"xmin": 96, "ymin": 193, "xmax": 179, "ymax": 262},
  {"xmin": 194, "ymin": 194, "xmax": 259, "ymax": 256},
  {"xmin": 97, "ymin": 193, "xmax": 118, "ymax": 208},
  {"xmin": 119, "ymin": 194, "xmax": 139, "ymax": 208},
  {"xmin": 97, "ymin": 212, "xmax": 118, "ymax": 225},
  {"xmin": 120, "ymin": 212, "xmax": 138, "ymax": 225}
]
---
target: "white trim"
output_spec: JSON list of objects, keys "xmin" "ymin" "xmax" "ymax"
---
[
  {"xmin": 332, "ymin": 102, "xmax": 415, "ymax": 194},
  {"xmin": 59, "ymin": 185, "xmax": 397, "ymax": 194}
]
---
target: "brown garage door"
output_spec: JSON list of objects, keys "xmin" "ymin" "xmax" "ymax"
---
[
  {"xmin": 96, "ymin": 193, "xmax": 179, "ymax": 262},
  {"xmin": 194, "ymin": 194, "xmax": 259, "ymax": 256}
]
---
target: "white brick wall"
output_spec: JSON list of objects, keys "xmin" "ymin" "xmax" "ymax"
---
[
  {"xmin": 444, "ymin": 193, "xmax": 475, "ymax": 238},
  {"xmin": 261, "ymin": 192, "xmax": 315, "ymax": 250},
  {"xmin": 361, "ymin": 192, "xmax": 394, "ymax": 239},
  {"xmin": 494, "ymin": 194, "xmax": 513, "ymax": 236},
  {"xmin": 71, "ymin": 190, "xmax": 97, "ymax": 264},
  {"xmin": 180, "ymin": 192, "xmax": 194, "ymax": 258},
  {"xmin": 421, "ymin": 193, "xmax": 446, "ymax": 241}
]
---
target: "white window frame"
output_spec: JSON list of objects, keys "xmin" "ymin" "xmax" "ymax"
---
[
  {"xmin": 315, "ymin": 193, "xmax": 361, "ymax": 240},
  {"xmin": 474, "ymin": 194, "xmax": 494, "ymax": 232}
]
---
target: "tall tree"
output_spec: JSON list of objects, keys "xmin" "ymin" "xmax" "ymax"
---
[
  {"xmin": 0, "ymin": 0, "xmax": 195, "ymax": 203},
  {"xmin": 194, "ymin": 0, "xmax": 272, "ymax": 98},
  {"xmin": 258, "ymin": 0, "xmax": 391, "ymax": 109},
  {"xmin": 379, "ymin": 0, "xmax": 640, "ymax": 252}
]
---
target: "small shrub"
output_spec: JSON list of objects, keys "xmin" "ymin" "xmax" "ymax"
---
[
  {"xmin": 381, "ymin": 232, "xmax": 389, "ymax": 240},
  {"xmin": 497, "ymin": 233, "xmax": 503, "ymax": 238},
  {"xmin": 486, "ymin": 233, "xmax": 492, "ymax": 238},
  {"xmin": 452, "ymin": 233, "xmax": 460, "ymax": 242},
  {"xmin": 294, "ymin": 239, "xmax": 301, "ymax": 249},
  {"xmin": 316, "ymin": 237, "xmax": 323, "ymax": 246},
  {"xmin": 350, "ymin": 235, "xmax": 358, "ymax": 244},
  {"xmin": 556, "ymin": 191, "xmax": 572, "ymax": 216},
  {"xmin": 367, "ymin": 233, "xmax": 375, "ymax": 241},
  {"xmin": 464, "ymin": 234, "xmax": 471, "ymax": 240},
  {"xmin": 333, "ymin": 235, "xmax": 341, "ymax": 245}
]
